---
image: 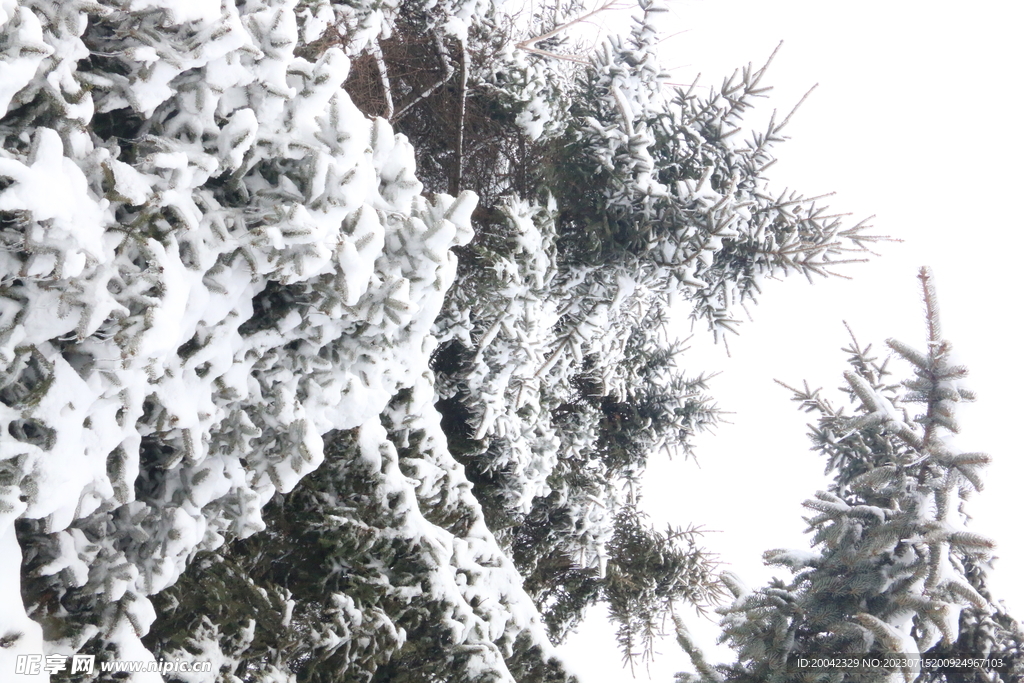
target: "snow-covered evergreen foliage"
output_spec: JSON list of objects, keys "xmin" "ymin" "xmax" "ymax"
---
[
  {"xmin": 0, "ymin": 0, "xmax": 888, "ymax": 679},
  {"xmin": 0, "ymin": 0, "xmax": 574, "ymax": 679},
  {"xmin": 148, "ymin": 398, "xmax": 573, "ymax": 683},
  {"xmin": 426, "ymin": 0, "xmax": 878, "ymax": 650},
  {"xmin": 678, "ymin": 269, "xmax": 1024, "ymax": 683}
]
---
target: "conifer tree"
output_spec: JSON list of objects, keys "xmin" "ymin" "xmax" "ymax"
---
[
  {"xmin": 0, "ymin": 0, "xmax": 885, "ymax": 679},
  {"xmin": 678, "ymin": 269, "xmax": 1024, "ymax": 683},
  {"xmin": 426, "ymin": 0, "xmax": 878, "ymax": 651}
]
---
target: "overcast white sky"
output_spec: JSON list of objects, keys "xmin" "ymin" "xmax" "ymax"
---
[{"xmin": 557, "ymin": 1, "xmax": 1024, "ymax": 680}]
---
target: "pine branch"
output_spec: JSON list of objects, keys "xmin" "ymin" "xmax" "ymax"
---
[
  {"xmin": 368, "ymin": 39, "xmax": 394, "ymax": 120},
  {"xmin": 674, "ymin": 613, "xmax": 724, "ymax": 683},
  {"xmin": 918, "ymin": 266, "xmax": 942, "ymax": 348}
]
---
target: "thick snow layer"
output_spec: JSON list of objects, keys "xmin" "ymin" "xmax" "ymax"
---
[{"xmin": 0, "ymin": 6, "xmax": 51, "ymax": 120}]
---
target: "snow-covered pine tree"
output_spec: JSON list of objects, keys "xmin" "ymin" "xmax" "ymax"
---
[
  {"xmin": 0, "ymin": 0, "xmax": 885, "ymax": 678},
  {"xmin": 143, "ymin": 0, "xmax": 879, "ymax": 670},
  {"xmin": 1, "ymin": 0, "xmax": 582, "ymax": 680},
  {"xmin": 425, "ymin": 0, "xmax": 880, "ymax": 654},
  {"xmin": 678, "ymin": 268, "xmax": 1023, "ymax": 683}
]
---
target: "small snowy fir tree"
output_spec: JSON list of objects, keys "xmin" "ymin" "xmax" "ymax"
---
[{"xmin": 677, "ymin": 268, "xmax": 1023, "ymax": 683}]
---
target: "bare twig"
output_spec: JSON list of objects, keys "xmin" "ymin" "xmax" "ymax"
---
[
  {"xmin": 515, "ymin": 45, "xmax": 591, "ymax": 63},
  {"xmin": 516, "ymin": 0, "xmax": 625, "ymax": 51},
  {"xmin": 391, "ymin": 30, "xmax": 455, "ymax": 122},
  {"xmin": 777, "ymin": 82, "xmax": 819, "ymax": 131}
]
